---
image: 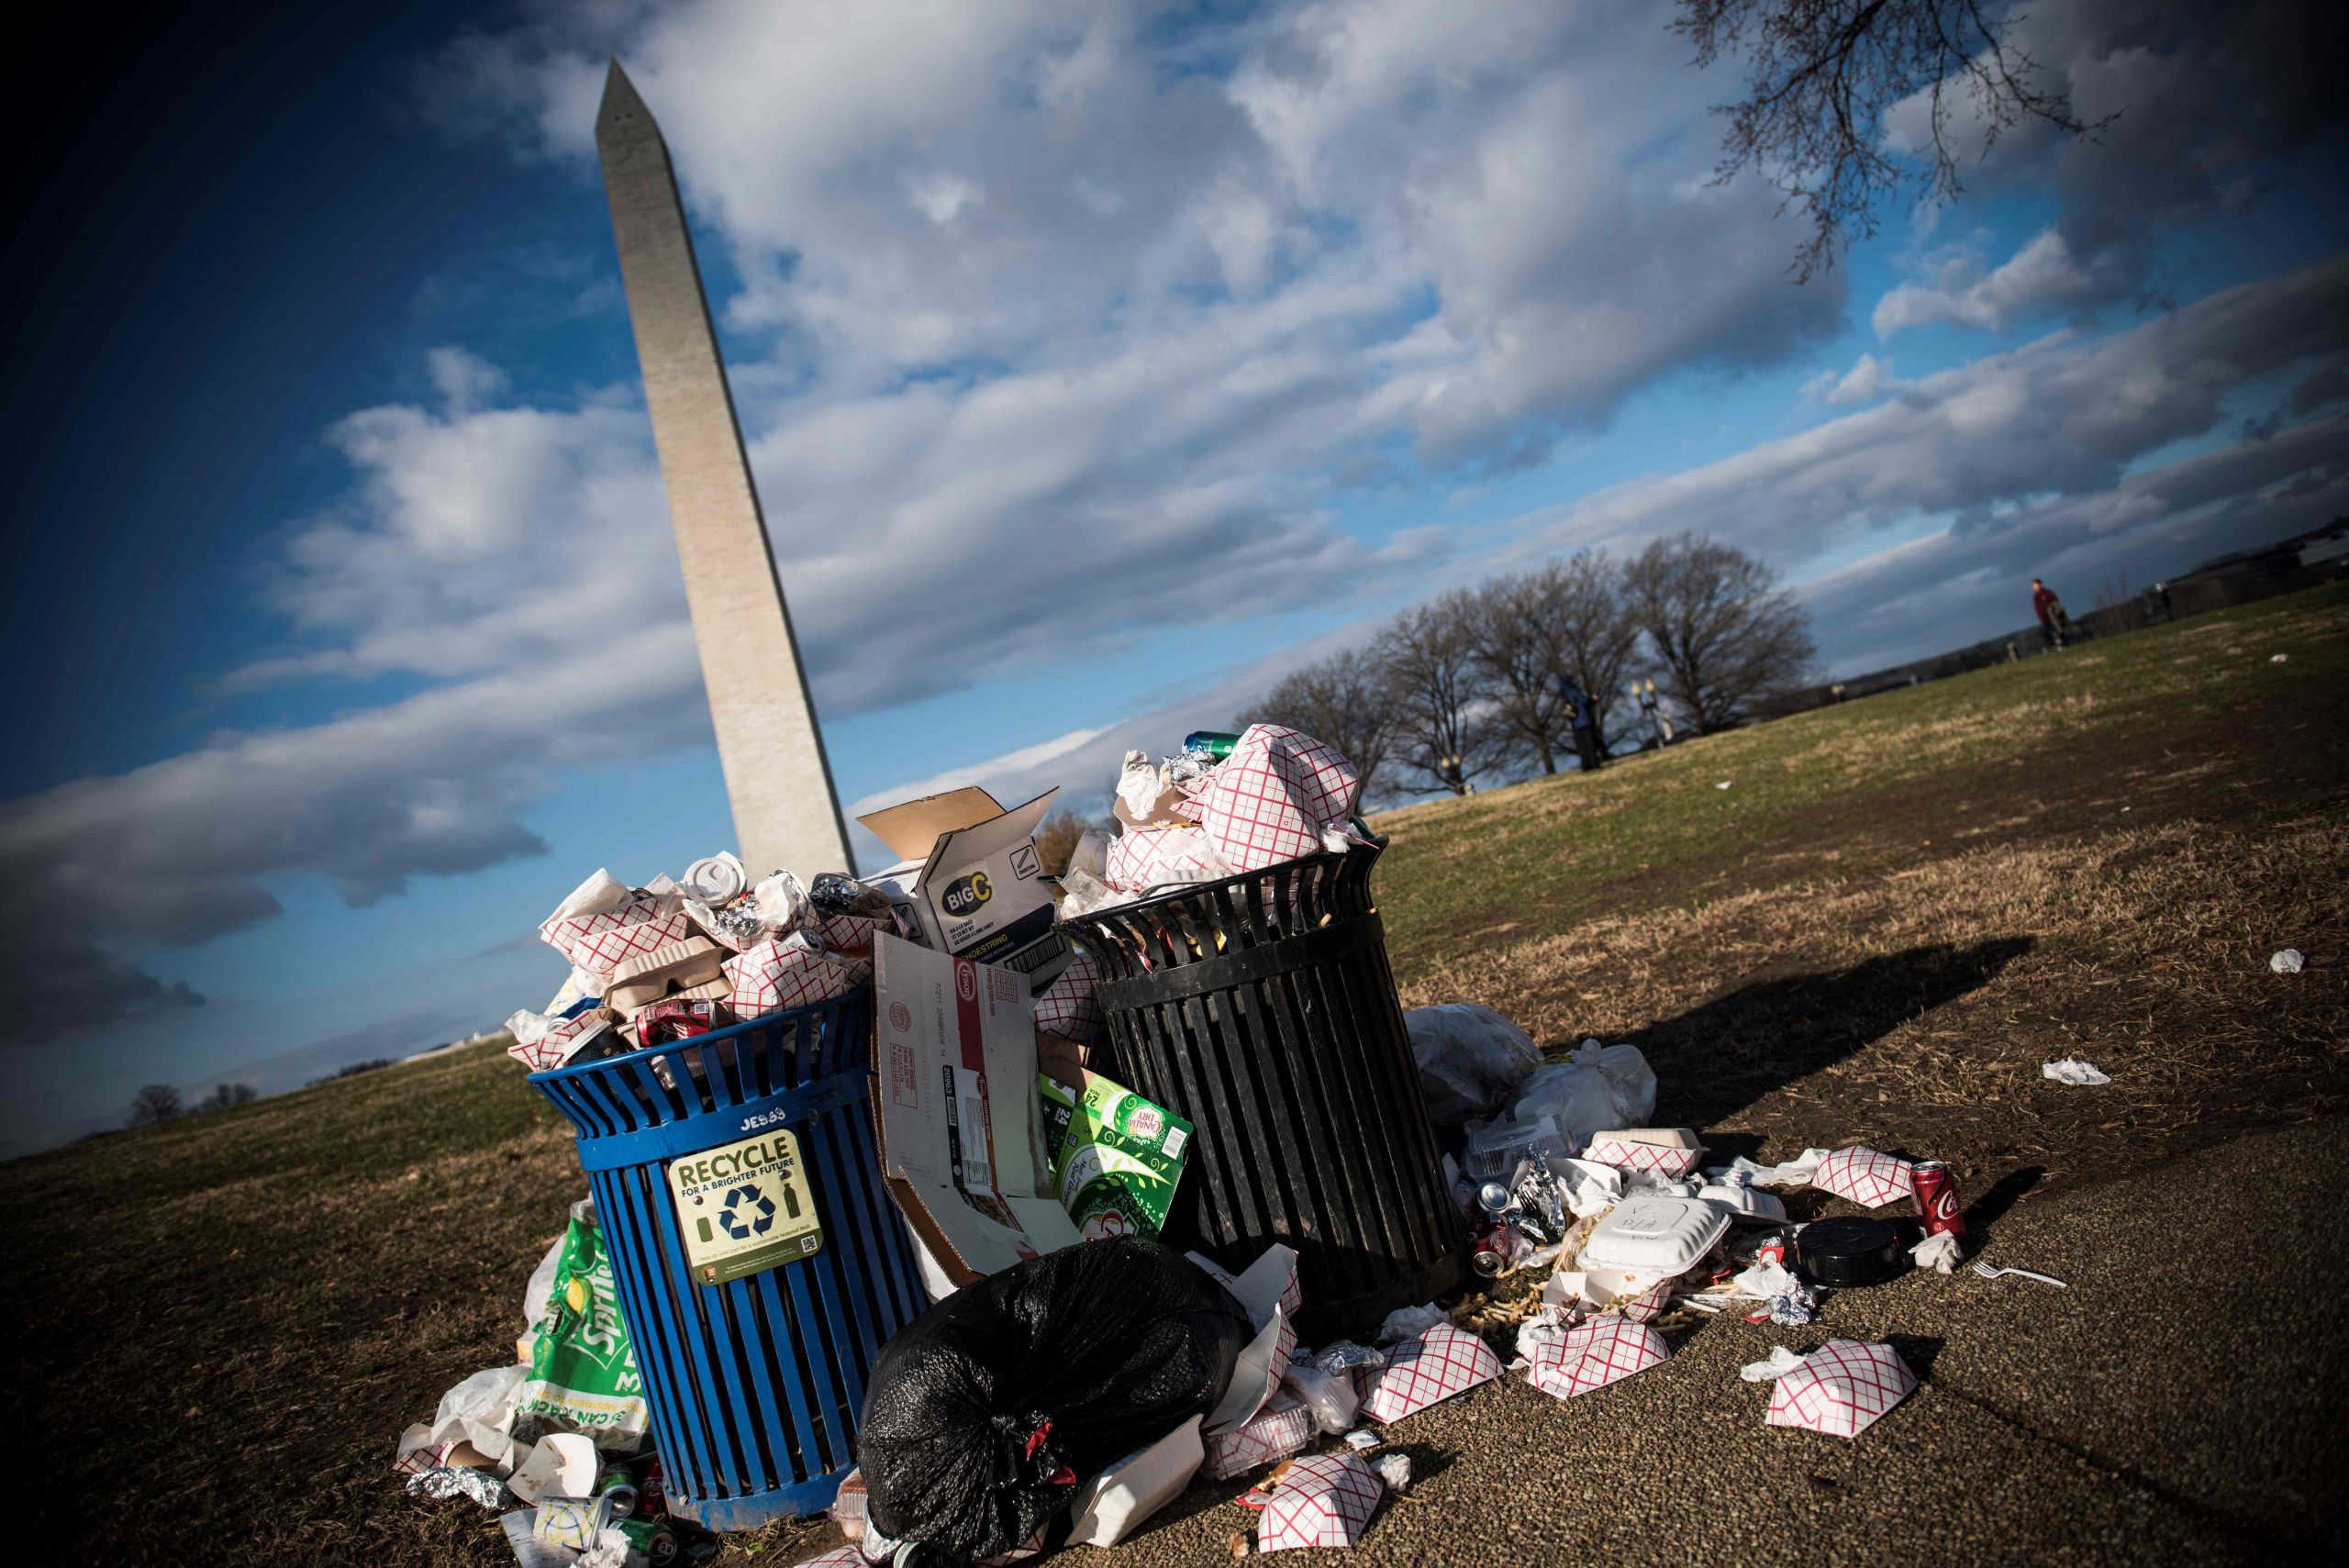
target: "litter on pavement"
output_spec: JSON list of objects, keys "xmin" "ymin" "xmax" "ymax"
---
[
  {"xmin": 1968, "ymin": 1261, "xmax": 2069, "ymax": 1287},
  {"xmin": 1764, "ymin": 1340, "xmax": 1919, "ymax": 1439},
  {"xmin": 384, "ymin": 714, "xmax": 2030, "ymax": 1566}
]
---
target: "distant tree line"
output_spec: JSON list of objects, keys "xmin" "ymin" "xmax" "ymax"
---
[
  {"xmin": 120, "ymin": 1055, "xmax": 404, "ymax": 1130},
  {"xmin": 126, "ymin": 1080, "xmax": 255, "ymax": 1129},
  {"xmin": 1260, "ymin": 532, "xmax": 1814, "ymax": 800}
]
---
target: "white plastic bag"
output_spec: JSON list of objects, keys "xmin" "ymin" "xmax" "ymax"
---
[
  {"xmin": 1460, "ymin": 1115, "xmax": 1573, "ymax": 1180},
  {"xmin": 1280, "ymin": 1361, "xmax": 1363, "ymax": 1435},
  {"xmin": 1405, "ymin": 1004, "xmax": 1542, "ymax": 1126},
  {"xmin": 1508, "ymin": 1040, "xmax": 1656, "ymax": 1152}
]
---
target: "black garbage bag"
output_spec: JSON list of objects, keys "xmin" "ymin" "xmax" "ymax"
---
[{"xmin": 859, "ymin": 1238, "xmax": 1251, "ymax": 1563}]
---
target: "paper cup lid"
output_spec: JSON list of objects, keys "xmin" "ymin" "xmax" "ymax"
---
[{"xmin": 683, "ymin": 851, "xmax": 748, "ymax": 905}]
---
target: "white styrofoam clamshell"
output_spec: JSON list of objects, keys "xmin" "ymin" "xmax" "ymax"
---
[
  {"xmin": 1576, "ymin": 1195, "xmax": 1730, "ymax": 1277},
  {"xmin": 1698, "ymin": 1184, "xmax": 1789, "ymax": 1223}
]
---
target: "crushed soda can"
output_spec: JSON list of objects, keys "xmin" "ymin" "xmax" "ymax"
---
[
  {"xmin": 596, "ymin": 1468, "xmax": 639, "ymax": 1520},
  {"xmin": 637, "ymin": 1455, "xmax": 666, "ymax": 1518},
  {"xmin": 1470, "ymin": 1221, "xmax": 1523, "ymax": 1277},
  {"xmin": 634, "ymin": 997, "xmax": 739, "ymax": 1048},
  {"xmin": 616, "ymin": 1516, "xmax": 681, "ymax": 1564}
]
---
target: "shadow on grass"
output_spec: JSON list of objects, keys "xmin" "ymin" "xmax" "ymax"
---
[{"xmin": 1622, "ymin": 938, "xmax": 2035, "ymax": 1130}]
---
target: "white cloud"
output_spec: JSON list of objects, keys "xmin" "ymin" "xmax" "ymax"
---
[
  {"xmin": 1800, "ymin": 412, "xmax": 2349, "ymax": 673},
  {"xmin": 1873, "ymin": 229, "xmax": 2128, "ymax": 337},
  {"xmin": 1874, "ymin": 0, "xmax": 2347, "ymax": 328},
  {"xmin": 14, "ymin": 0, "xmax": 2342, "ymax": 1032},
  {"xmin": 1497, "ymin": 258, "xmax": 2349, "ymax": 668},
  {"xmin": 1804, "ymin": 351, "xmax": 1900, "ymax": 406}
]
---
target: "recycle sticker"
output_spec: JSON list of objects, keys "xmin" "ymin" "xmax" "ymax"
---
[{"xmin": 667, "ymin": 1128, "xmax": 824, "ymax": 1286}]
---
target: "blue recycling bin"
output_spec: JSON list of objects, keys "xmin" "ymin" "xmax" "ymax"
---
[{"xmin": 529, "ymin": 992, "xmax": 921, "ymax": 1529}]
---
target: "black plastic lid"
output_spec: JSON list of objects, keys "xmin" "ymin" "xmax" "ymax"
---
[{"xmin": 1798, "ymin": 1215, "xmax": 1905, "ymax": 1287}]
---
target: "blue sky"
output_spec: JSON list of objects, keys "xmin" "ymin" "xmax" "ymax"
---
[{"xmin": 4, "ymin": 0, "xmax": 2344, "ymax": 1154}]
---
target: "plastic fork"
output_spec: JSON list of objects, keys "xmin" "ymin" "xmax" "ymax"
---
[{"xmin": 1970, "ymin": 1260, "xmax": 2068, "ymax": 1288}]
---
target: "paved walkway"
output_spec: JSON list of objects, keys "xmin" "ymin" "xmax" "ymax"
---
[{"xmin": 1089, "ymin": 1116, "xmax": 2349, "ymax": 1565}]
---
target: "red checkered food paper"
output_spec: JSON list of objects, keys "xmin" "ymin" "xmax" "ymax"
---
[
  {"xmin": 1765, "ymin": 1339, "xmax": 1917, "ymax": 1438},
  {"xmin": 540, "ymin": 893, "xmax": 697, "ymax": 981},
  {"xmin": 724, "ymin": 934, "xmax": 861, "ymax": 1018},
  {"xmin": 1034, "ymin": 949, "xmax": 1106, "ymax": 1045},
  {"xmin": 816, "ymin": 909, "xmax": 890, "ymax": 957},
  {"xmin": 1257, "ymin": 1451, "xmax": 1384, "ymax": 1552},
  {"xmin": 507, "ymin": 1009, "xmax": 616, "ymax": 1073},
  {"xmin": 1202, "ymin": 1393, "xmax": 1313, "ymax": 1480},
  {"xmin": 1526, "ymin": 1318, "xmax": 1669, "ymax": 1399},
  {"xmin": 1105, "ymin": 824, "xmax": 1232, "ymax": 894},
  {"xmin": 1582, "ymin": 1136, "xmax": 1704, "ymax": 1177},
  {"xmin": 1811, "ymin": 1147, "xmax": 1915, "ymax": 1208},
  {"xmin": 1192, "ymin": 725, "xmax": 1362, "ymax": 875},
  {"xmin": 1361, "ymin": 1325, "xmax": 1500, "ymax": 1424},
  {"xmin": 1616, "ymin": 1279, "xmax": 1675, "ymax": 1324}
]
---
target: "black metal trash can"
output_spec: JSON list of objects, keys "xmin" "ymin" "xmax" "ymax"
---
[{"xmin": 1059, "ymin": 838, "xmax": 1464, "ymax": 1340}]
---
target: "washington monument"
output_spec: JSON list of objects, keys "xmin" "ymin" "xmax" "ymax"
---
[{"xmin": 596, "ymin": 61, "xmax": 854, "ymax": 878}]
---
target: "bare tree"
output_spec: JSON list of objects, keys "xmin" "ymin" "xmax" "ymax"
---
[
  {"xmin": 1253, "ymin": 655, "xmax": 1397, "ymax": 801},
  {"xmin": 195, "ymin": 1084, "xmax": 258, "ymax": 1113},
  {"xmin": 1531, "ymin": 554, "xmax": 1645, "ymax": 757},
  {"xmin": 128, "ymin": 1084, "xmax": 184, "ymax": 1127},
  {"xmin": 1375, "ymin": 593, "xmax": 1508, "ymax": 795},
  {"xmin": 1033, "ymin": 808, "xmax": 1111, "ymax": 876},
  {"xmin": 1625, "ymin": 534, "xmax": 1816, "ymax": 733},
  {"xmin": 1464, "ymin": 574, "xmax": 1574, "ymax": 775},
  {"xmin": 1677, "ymin": 0, "xmax": 2109, "ymax": 279}
]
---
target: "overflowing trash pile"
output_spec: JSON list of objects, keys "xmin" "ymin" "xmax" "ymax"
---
[
  {"xmin": 395, "ymin": 1200, "xmax": 693, "ymax": 1565},
  {"xmin": 389, "ymin": 717, "xmax": 2057, "ymax": 1565},
  {"xmin": 1055, "ymin": 726, "xmax": 1364, "ymax": 917}
]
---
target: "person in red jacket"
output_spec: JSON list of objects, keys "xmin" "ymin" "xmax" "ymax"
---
[{"xmin": 2031, "ymin": 577, "xmax": 2070, "ymax": 649}]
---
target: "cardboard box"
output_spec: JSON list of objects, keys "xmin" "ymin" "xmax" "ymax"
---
[
  {"xmin": 1038, "ymin": 1070, "xmax": 1192, "ymax": 1240},
  {"xmin": 857, "ymin": 786, "xmax": 1064, "ymax": 968},
  {"xmin": 872, "ymin": 933, "xmax": 1081, "ymax": 1294}
]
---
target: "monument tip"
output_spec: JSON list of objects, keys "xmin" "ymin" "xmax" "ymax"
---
[{"xmin": 597, "ymin": 59, "xmax": 656, "ymax": 145}]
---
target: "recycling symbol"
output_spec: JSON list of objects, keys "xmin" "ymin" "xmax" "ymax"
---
[{"xmin": 718, "ymin": 1182, "xmax": 777, "ymax": 1240}]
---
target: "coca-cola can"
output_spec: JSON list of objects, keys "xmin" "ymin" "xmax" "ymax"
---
[
  {"xmin": 1470, "ymin": 1222, "xmax": 1518, "ymax": 1276},
  {"xmin": 1911, "ymin": 1161, "xmax": 1965, "ymax": 1240}
]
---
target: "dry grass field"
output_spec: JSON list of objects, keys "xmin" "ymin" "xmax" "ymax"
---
[{"xmin": 6, "ymin": 584, "xmax": 2343, "ymax": 1566}]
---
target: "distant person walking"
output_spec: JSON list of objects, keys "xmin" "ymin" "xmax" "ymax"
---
[
  {"xmin": 1637, "ymin": 677, "xmax": 1674, "ymax": 745},
  {"xmin": 1558, "ymin": 674, "xmax": 1603, "ymax": 772},
  {"xmin": 2032, "ymin": 577, "xmax": 2071, "ymax": 650}
]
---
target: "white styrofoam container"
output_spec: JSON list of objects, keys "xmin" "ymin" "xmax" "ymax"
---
[
  {"xmin": 1698, "ymin": 1183, "xmax": 1789, "ymax": 1223},
  {"xmin": 1577, "ymin": 1195, "xmax": 1730, "ymax": 1277}
]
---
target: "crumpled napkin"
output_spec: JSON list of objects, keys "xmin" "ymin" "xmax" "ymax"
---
[
  {"xmin": 1375, "ymin": 1303, "xmax": 1448, "ymax": 1344},
  {"xmin": 1911, "ymin": 1232, "xmax": 1964, "ymax": 1273},
  {"xmin": 1741, "ymin": 1346, "xmax": 1807, "ymax": 1383},
  {"xmin": 579, "ymin": 1528, "xmax": 645, "ymax": 1568},
  {"xmin": 2042, "ymin": 1058, "xmax": 2111, "ymax": 1085}
]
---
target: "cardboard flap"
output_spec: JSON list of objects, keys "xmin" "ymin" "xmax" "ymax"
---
[
  {"xmin": 857, "ymin": 786, "xmax": 1007, "ymax": 862},
  {"xmin": 900, "ymin": 788, "xmax": 1061, "ymax": 891}
]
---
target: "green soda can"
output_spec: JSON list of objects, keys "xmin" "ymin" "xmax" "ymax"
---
[
  {"xmin": 1182, "ymin": 729, "xmax": 1241, "ymax": 759},
  {"xmin": 596, "ymin": 1467, "xmax": 639, "ymax": 1518},
  {"xmin": 616, "ymin": 1518, "xmax": 678, "ymax": 1564}
]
